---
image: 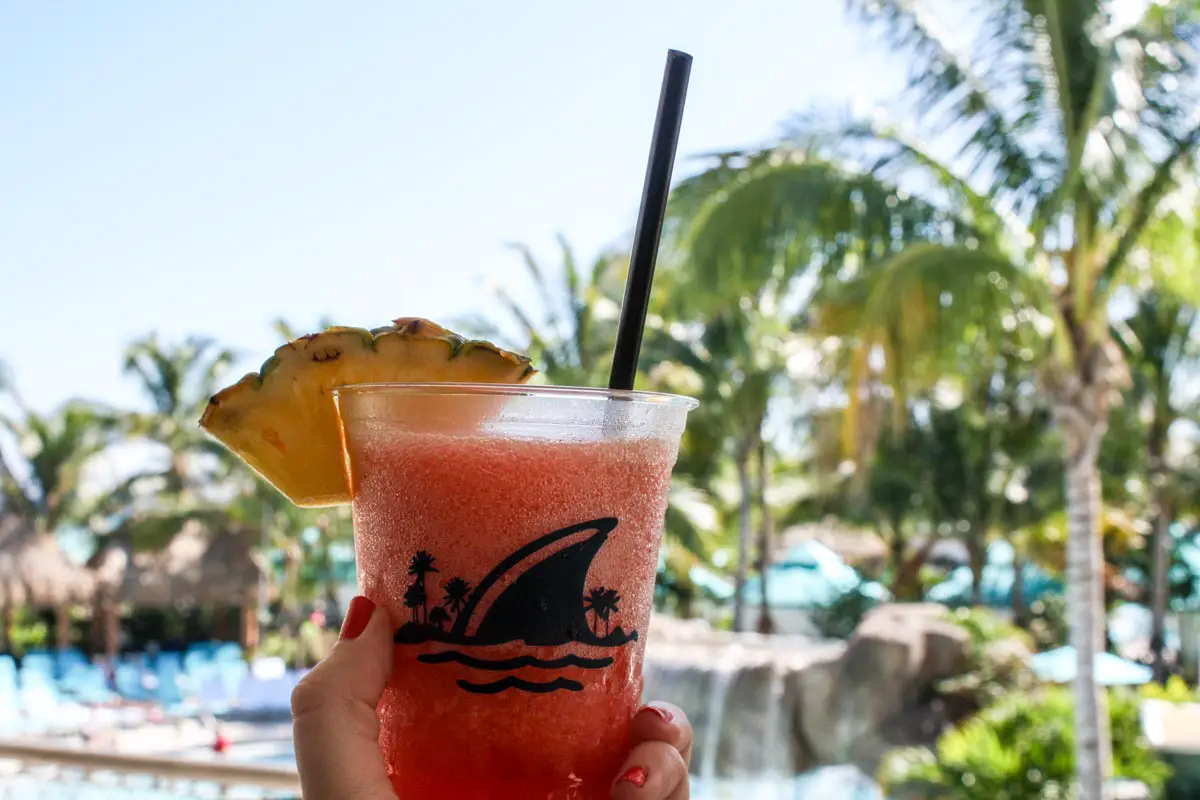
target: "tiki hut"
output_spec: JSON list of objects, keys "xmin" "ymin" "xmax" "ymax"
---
[
  {"xmin": 90, "ymin": 519, "xmax": 267, "ymax": 660},
  {"xmin": 0, "ymin": 512, "xmax": 95, "ymax": 651}
]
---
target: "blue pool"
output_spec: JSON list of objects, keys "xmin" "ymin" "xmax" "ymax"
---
[
  {"xmin": 0, "ymin": 768, "xmax": 883, "ymax": 799},
  {"xmin": 0, "ymin": 737, "xmax": 882, "ymax": 799}
]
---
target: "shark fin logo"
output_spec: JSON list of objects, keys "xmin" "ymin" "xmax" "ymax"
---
[{"xmin": 393, "ymin": 518, "xmax": 636, "ymax": 694}]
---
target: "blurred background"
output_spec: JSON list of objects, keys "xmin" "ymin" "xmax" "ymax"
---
[{"xmin": 2, "ymin": 1, "xmax": 1200, "ymax": 798}]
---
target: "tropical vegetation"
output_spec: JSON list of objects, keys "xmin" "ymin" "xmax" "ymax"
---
[{"xmin": 2, "ymin": 1, "xmax": 1200, "ymax": 796}]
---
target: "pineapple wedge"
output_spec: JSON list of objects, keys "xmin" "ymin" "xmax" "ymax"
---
[{"xmin": 200, "ymin": 318, "xmax": 535, "ymax": 507}]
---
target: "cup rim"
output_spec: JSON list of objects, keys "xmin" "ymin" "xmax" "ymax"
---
[{"xmin": 331, "ymin": 382, "xmax": 699, "ymax": 410}]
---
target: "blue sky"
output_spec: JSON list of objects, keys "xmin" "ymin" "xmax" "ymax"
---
[{"xmin": 1, "ymin": 2, "xmax": 901, "ymax": 413}]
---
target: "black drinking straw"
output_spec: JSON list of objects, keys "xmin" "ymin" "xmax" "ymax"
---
[{"xmin": 608, "ymin": 49, "xmax": 693, "ymax": 392}]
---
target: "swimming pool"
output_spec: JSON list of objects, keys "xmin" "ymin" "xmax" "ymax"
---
[
  {"xmin": 0, "ymin": 777, "xmax": 880, "ymax": 800},
  {"xmin": 0, "ymin": 741, "xmax": 882, "ymax": 799}
]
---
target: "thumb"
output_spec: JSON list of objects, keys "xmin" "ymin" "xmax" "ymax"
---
[{"xmin": 291, "ymin": 596, "xmax": 396, "ymax": 800}]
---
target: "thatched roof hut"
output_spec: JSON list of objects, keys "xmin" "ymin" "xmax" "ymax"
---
[
  {"xmin": 89, "ymin": 518, "xmax": 269, "ymax": 655},
  {"xmin": 90, "ymin": 518, "xmax": 265, "ymax": 608},
  {"xmin": 0, "ymin": 513, "xmax": 94, "ymax": 609}
]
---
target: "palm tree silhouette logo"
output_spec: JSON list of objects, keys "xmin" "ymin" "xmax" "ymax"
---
[
  {"xmin": 442, "ymin": 577, "xmax": 471, "ymax": 622},
  {"xmin": 407, "ymin": 551, "xmax": 438, "ymax": 625},
  {"xmin": 403, "ymin": 582, "xmax": 426, "ymax": 624},
  {"xmin": 584, "ymin": 586, "xmax": 621, "ymax": 637}
]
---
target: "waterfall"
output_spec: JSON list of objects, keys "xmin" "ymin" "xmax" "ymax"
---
[
  {"xmin": 760, "ymin": 661, "xmax": 787, "ymax": 775},
  {"xmin": 697, "ymin": 653, "xmax": 736, "ymax": 783}
]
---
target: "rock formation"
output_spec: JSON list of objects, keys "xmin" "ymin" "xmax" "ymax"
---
[{"xmin": 644, "ymin": 603, "xmax": 1020, "ymax": 778}]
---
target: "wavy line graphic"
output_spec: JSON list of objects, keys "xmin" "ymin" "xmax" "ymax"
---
[
  {"xmin": 418, "ymin": 651, "xmax": 614, "ymax": 671},
  {"xmin": 456, "ymin": 676, "xmax": 584, "ymax": 695}
]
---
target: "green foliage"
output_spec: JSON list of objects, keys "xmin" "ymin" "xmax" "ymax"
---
[
  {"xmin": 938, "ymin": 608, "xmax": 1037, "ymax": 711},
  {"xmin": 257, "ymin": 619, "xmax": 331, "ymax": 669},
  {"xmin": 7, "ymin": 609, "xmax": 48, "ymax": 658},
  {"xmin": 257, "ymin": 631, "xmax": 302, "ymax": 667},
  {"xmin": 1026, "ymin": 595, "xmax": 1071, "ymax": 653},
  {"xmin": 808, "ymin": 585, "xmax": 880, "ymax": 639},
  {"xmin": 1140, "ymin": 676, "xmax": 1197, "ymax": 705},
  {"xmin": 462, "ymin": 235, "xmax": 625, "ymax": 388},
  {"xmin": 880, "ymin": 687, "xmax": 1172, "ymax": 799},
  {"xmin": 0, "ymin": 399, "xmax": 118, "ymax": 532},
  {"xmin": 951, "ymin": 606, "xmax": 1034, "ymax": 654}
]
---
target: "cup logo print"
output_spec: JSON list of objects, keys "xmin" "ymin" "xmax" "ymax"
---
[{"xmin": 393, "ymin": 517, "xmax": 637, "ymax": 695}]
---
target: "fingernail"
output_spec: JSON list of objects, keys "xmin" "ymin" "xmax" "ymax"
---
[
  {"xmin": 616, "ymin": 766, "xmax": 648, "ymax": 788},
  {"xmin": 340, "ymin": 596, "xmax": 375, "ymax": 641},
  {"xmin": 638, "ymin": 705, "xmax": 673, "ymax": 724}
]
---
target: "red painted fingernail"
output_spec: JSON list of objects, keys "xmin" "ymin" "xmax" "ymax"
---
[
  {"xmin": 340, "ymin": 596, "xmax": 375, "ymax": 641},
  {"xmin": 639, "ymin": 705, "xmax": 673, "ymax": 724},
  {"xmin": 617, "ymin": 766, "xmax": 648, "ymax": 788}
]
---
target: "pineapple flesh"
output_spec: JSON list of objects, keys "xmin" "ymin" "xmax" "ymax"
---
[{"xmin": 200, "ymin": 318, "xmax": 535, "ymax": 507}]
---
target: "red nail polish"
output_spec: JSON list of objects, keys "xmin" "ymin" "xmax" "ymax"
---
[
  {"xmin": 340, "ymin": 596, "xmax": 375, "ymax": 641},
  {"xmin": 617, "ymin": 766, "xmax": 648, "ymax": 788},
  {"xmin": 639, "ymin": 705, "xmax": 674, "ymax": 724}
]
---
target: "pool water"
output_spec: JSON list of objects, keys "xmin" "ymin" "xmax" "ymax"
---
[
  {"xmin": 1, "ymin": 741, "xmax": 883, "ymax": 799},
  {"xmin": 0, "ymin": 780, "xmax": 878, "ymax": 800},
  {"xmin": 0, "ymin": 771, "xmax": 882, "ymax": 799}
]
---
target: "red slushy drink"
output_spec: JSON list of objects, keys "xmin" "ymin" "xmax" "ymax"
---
[{"xmin": 336, "ymin": 383, "xmax": 694, "ymax": 799}]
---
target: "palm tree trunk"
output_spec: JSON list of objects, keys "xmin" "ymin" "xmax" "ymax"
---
[
  {"xmin": 55, "ymin": 606, "xmax": 71, "ymax": 650},
  {"xmin": 1011, "ymin": 548, "xmax": 1026, "ymax": 628},
  {"xmin": 1150, "ymin": 496, "xmax": 1170, "ymax": 682},
  {"xmin": 0, "ymin": 605, "xmax": 11, "ymax": 654},
  {"xmin": 241, "ymin": 600, "xmax": 260, "ymax": 653},
  {"xmin": 1063, "ymin": 419, "xmax": 1113, "ymax": 796},
  {"xmin": 968, "ymin": 535, "xmax": 986, "ymax": 607},
  {"xmin": 1148, "ymin": 405, "xmax": 1171, "ymax": 683},
  {"xmin": 102, "ymin": 602, "xmax": 120, "ymax": 664},
  {"xmin": 213, "ymin": 607, "xmax": 232, "ymax": 642},
  {"xmin": 282, "ymin": 547, "xmax": 301, "ymax": 620},
  {"xmin": 755, "ymin": 440, "xmax": 775, "ymax": 635},
  {"xmin": 886, "ymin": 521, "xmax": 907, "ymax": 598},
  {"xmin": 421, "ymin": 577, "xmax": 428, "ymax": 625},
  {"xmin": 732, "ymin": 444, "xmax": 753, "ymax": 633}
]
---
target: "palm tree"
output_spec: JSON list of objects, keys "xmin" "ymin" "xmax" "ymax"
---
[
  {"xmin": 403, "ymin": 582, "xmax": 426, "ymax": 625},
  {"xmin": 442, "ymin": 577, "xmax": 471, "ymax": 618},
  {"xmin": 408, "ymin": 551, "xmax": 438, "ymax": 624},
  {"xmin": 463, "ymin": 235, "xmax": 626, "ymax": 387},
  {"xmin": 584, "ymin": 586, "xmax": 619, "ymax": 637},
  {"xmin": 641, "ymin": 301, "xmax": 802, "ymax": 632},
  {"xmin": 672, "ymin": 4, "xmax": 1200, "ymax": 790},
  {"xmin": 0, "ymin": 404, "xmax": 116, "ymax": 536},
  {"xmin": 1118, "ymin": 280, "xmax": 1198, "ymax": 680},
  {"xmin": 0, "ymin": 378, "xmax": 117, "ymax": 648},
  {"xmin": 662, "ymin": 152, "xmax": 965, "ymax": 631},
  {"xmin": 122, "ymin": 333, "xmax": 236, "ymax": 497},
  {"xmin": 599, "ymin": 588, "xmax": 620, "ymax": 637}
]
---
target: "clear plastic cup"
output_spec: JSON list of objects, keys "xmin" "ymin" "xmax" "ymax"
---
[{"xmin": 334, "ymin": 383, "xmax": 697, "ymax": 799}]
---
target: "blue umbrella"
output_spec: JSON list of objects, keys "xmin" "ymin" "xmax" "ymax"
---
[
  {"xmin": 1031, "ymin": 645, "xmax": 1153, "ymax": 686},
  {"xmin": 926, "ymin": 541, "xmax": 1062, "ymax": 609},
  {"xmin": 740, "ymin": 541, "xmax": 891, "ymax": 610}
]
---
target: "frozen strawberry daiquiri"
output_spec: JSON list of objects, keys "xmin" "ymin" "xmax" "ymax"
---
[
  {"xmin": 340, "ymin": 384, "xmax": 692, "ymax": 798},
  {"xmin": 200, "ymin": 319, "xmax": 696, "ymax": 799}
]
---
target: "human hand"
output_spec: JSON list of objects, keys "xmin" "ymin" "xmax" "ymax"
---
[{"xmin": 291, "ymin": 596, "xmax": 692, "ymax": 799}]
